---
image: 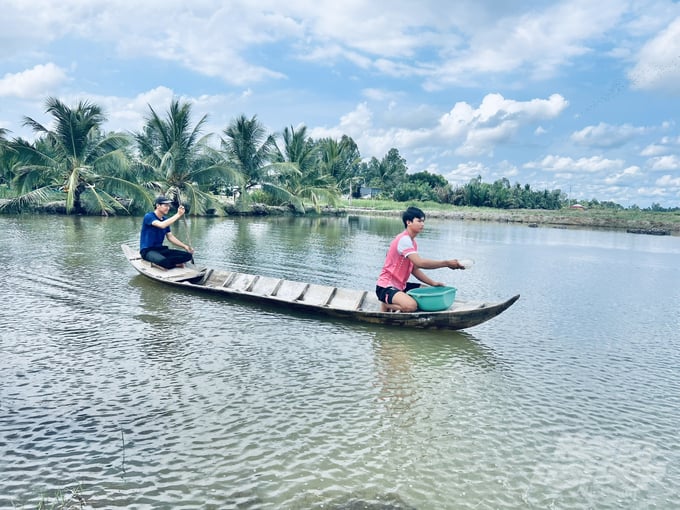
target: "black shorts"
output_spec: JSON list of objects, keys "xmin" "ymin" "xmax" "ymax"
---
[{"xmin": 375, "ymin": 282, "xmax": 421, "ymax": 304}]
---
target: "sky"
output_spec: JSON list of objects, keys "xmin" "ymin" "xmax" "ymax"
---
[{"xmin": 2, "ymin": 0, "xmax": 680, "ymax": 208}]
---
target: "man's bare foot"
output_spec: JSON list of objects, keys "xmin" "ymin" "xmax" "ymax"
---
[{"xmin": 381, "ymin": 303, "xmax": 401, "ymax": 313}]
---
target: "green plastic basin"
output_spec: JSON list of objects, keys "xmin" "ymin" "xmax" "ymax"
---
[{"xmin": 407, "ymin": 286, "xmax": 457, "ymax": 311}]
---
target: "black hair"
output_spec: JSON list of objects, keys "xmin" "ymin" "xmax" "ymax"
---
[{"xmin": 402, "ymin": 206, "xmax": 425, "ymax": 227}]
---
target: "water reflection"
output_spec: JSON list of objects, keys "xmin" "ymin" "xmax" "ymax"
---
[
  {"xmin": 128, "ymin": 275, "xmax": 190, "ymax": 364},
  {"xmin": 369, "ymin": 327, "xmax": 501, "ymax": 422}
]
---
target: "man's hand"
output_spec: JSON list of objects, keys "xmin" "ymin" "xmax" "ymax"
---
[{"xmin": 448, "ymin": 259, "xmax": 464, "ymax": 270}]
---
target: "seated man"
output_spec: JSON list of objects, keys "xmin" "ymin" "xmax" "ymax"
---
[
  {"xmin": 376, "ymin": 206, "xmax": 464, "ymax": 312},
  {"xmin": 139, "ymin": 196, "xmax": 195, "ymax": 269}
]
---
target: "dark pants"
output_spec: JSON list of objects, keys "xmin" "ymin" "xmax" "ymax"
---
[{"xmin": 141, "ymin": 246, "xmax": 192, "ymax": 269}]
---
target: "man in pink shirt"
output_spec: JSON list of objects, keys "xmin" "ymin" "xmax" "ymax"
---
[{"xmin": 376, "ymin": 206, "xmax": 464, "ymax": 312}]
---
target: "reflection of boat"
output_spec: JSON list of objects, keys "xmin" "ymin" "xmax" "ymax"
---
[{"xmin": 122, "ymin": 244, "xmax": 519, "ymax": 330}]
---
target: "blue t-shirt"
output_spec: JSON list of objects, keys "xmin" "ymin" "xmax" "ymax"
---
[{"xmin": 140, "ymin": 211, "xmax": 170, "ymax": 251}]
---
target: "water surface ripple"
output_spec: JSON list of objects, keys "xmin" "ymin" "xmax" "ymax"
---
[{"xmin": 2, "ymin": 215, "xmax": 679, "ymax": 509}]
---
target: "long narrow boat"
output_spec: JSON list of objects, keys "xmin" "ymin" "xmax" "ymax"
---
[{"xmin": 122, "ymin": 244, "xmax": 519, "ymax": 330}]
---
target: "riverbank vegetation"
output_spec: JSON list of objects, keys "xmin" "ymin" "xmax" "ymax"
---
[
  {"xmin": 2, "ymin": 97, "xmax": 678, "ymax": 224},
  {"xmin": 343, "ymin": 199, "xmax": 680, "ymax": 234}
]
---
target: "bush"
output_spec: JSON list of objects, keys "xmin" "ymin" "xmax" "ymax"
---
[{"xmin": 393, "ymin": 182, "xmax": 434, "ymax": 202}]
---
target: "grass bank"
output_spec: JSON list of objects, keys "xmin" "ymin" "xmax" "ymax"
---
[{"xmin": 340, "ymin": 199, "xmax": 680, "ymax": 235}]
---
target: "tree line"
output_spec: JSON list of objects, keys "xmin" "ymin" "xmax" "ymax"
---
[{"xmin": 1, "ymin": 97, "xmax": 675, "ymax": 215}]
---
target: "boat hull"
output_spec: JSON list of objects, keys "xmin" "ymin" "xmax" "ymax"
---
[{"xmin": 122, "ymin": 244, "xmax": 519, "ymax": 330}]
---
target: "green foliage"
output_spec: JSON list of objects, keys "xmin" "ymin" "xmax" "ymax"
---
[
  {"xmin": 249, "ymin": 189, "xmax": 278, "ymax": 205},
  {"xmin": 394, "ymin": 171, "xmax": 453, "ymax": 203},
  {"xmin": 273, "ymin": 126, "xmax": 341, "ymax": 212},
  {"xmin": 360, "ymin": 148, "xmax": 408, "ymax": 195},
  {"xmin": 133, "ymin": 99, "xmax": 240, "ymax": 215},
  {"xmin": 450, "ymin": 176, "xmax": 563, "ymax": 210},
  {"xmin": 393, "ymin": 181, "xmax": 435, "ymax": 202},
  {"xmin": 1, "ymin": 97, "xmax": 147, "ymax": 215},
  {"xmin": 408, "ymin": 171, "xmax": 449, "ymax": 189},
  {"xmin": 314, "ymin": 135, "xmax": 361, "ymax": 196}
]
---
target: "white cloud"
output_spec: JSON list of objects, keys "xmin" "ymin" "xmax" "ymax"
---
[
  {"xmin": 641, "ymin": 135, "xmax": 680, "ymax": 156},
  {"xmin": 0, "ymin": 63, "xmax": 68, "ymax": 99},
  {"xmin": 308, "ymin": 93, "xmax": 569, "ymax": 163},
  {"xmin": 427, "ymin": 0, "xmax": 627, "ymax": 87},
  {"xmin": 444, "ymin": 161, "xmax": 489, "ymax": 185},
  {"xmin": 80, "ymin": 86, "xmax": 238, "ymax": 138},
  {"xmin": 648, "ymin": 154, "xmax": 680, "ymax": 171},
  {"xmin": 571, "ymin": 122, "xmax": 647, "ymax": 148},
  {"xmin": 525, "ymin": 155, "xmax": 625, "ymax": 174},
  {"xmin": 656, "ymin": 174, "xmax": 680, "ymax": 186},
  {"xmin": 440, "ymin": 93, "xmax": 568, "ymax": 156},
  {"xmin": 640, "ymin": 144, "xmax": 668, "ymax": 157},
  {"xmin": 603, "ymin": 165, "xmax": 641, "ymax": 185},
  {"xmin": 629, "ymin": 16, "xmax": 680, "ymax": 92},
  {"xmin": 98, "ymin": 86, "xmax": 177, "ymax": 132}
]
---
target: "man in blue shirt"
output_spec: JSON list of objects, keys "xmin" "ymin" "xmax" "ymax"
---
[{"xmin": 139, "ymin": 196, "xmax": 195, "ymax": 269}]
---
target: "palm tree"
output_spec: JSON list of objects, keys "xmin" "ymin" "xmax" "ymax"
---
[
  {"xmin": 273, "ymin": 126, "xmax": 340, "ymax": 211},
  {"xmin": 221, "ymin": 114, "xmax": 302, "ymax": 211},
  {"xmin": 2, "ymin": 97, "xmax": 146, "ymax": 215},
  {"xmin": 0, "ymin": 128, "xmax": 12, "ymax": 187},
  {"xmin": 316, "ymin": 135, "xmax": 361, "ymax": 200},
  {"xmin": 133, "ymin": 99, "xmax": 242, "ymax": 215},
  {"xmin": 362, "ymin": 148, "xmax": 408, "ymax": 197}
]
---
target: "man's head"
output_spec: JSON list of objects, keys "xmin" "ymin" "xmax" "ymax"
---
[
  {"xmin": 402, "ymin": 206, "xmax": 425, "ymax": 227},
  {"xmin": 154, "ymin": 196, "xmax": 172, "ymax": 209}
]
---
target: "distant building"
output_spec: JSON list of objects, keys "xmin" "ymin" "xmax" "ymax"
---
[
  {"xmin": 359, "ymin": 186, "xmax": 382, "ymax": 198},
  {"xmin": 570, "ymin": 203, "xmax": 585, "ymax": 210}
]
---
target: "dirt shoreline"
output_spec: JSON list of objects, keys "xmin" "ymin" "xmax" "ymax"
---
[{"xmin": 344, "ymin": 207, "xmax": 680, "ymax": 236}]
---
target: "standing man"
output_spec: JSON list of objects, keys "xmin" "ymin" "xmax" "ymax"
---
[
  {"xmin": 139, "ymin": 196, "xmax": 195, "ymax": 269},
  {"xmin": 376, "ymin": 206, "xmax": 464, "ymax": 312}
]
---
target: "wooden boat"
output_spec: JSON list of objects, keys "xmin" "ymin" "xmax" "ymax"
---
[{"xmin": 122, "ymin": 244, "xmax": 519, "ymax": 330}]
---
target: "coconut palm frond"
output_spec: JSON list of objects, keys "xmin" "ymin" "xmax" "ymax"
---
[
  {"xmin": 98, "ymin": 175, "xmax": 152, "ymax": 208},
  {"xmin": 260, "ymin": 182, "xmax": 305, "ymax": 213},
  {"xmin": 65, "ymin": 167, "xmax": 82, "ymax": 213},
  {"xmin": 192, "ymin": 162, "xmax": 244, "ymax": 187},
  {"xmin": 12, "ymin": 163, "xmax": 58, "ymax": 193},
  {"xmin": 79, "ymin": 187, "xmax": 126, "ymax": 216},
  {"xmin": 0, "ymin": 186, "xmax": 57, "ymax": 212}
]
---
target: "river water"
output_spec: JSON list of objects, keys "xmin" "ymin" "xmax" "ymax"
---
[{"xmin": 2, "ymin": 214, "xmax": 679, "ymax": 509}]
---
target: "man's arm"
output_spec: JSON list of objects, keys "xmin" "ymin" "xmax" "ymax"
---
[
  {"xmin": 151, "ymin": 205, "xmax": 186, "ymax": 229},
  {"xmin": 166, "ymin": 232, "xmax": 193, "ymax": 252},
  {"xmin": 407, "ymin": 252, "xmax": 463, "ymax": 270},
  {"xmin": 411, "ymin": 267, "xmax": 444, "ymax": 287}
]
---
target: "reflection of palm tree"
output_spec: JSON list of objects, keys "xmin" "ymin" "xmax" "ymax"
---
[
  {"xmin": 134, "ymin": 99, "xmax": 241, "ymax": 214},
  {"xmin": 221, "ymin": 114, "xmax": 303, "ymax": 211},
  {"xmin": 4, "ymin": 97, "xmax": 146, "ymax": 215}
]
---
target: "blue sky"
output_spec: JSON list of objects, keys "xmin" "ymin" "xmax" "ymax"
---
[{"xmin": 2, "ymin": 0, "xmax": 680, "ymax": 207}]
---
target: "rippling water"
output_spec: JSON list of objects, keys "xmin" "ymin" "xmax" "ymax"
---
[{"xmin": 2, "ymin": 215, "xmax": 679, "ymax": 509}]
